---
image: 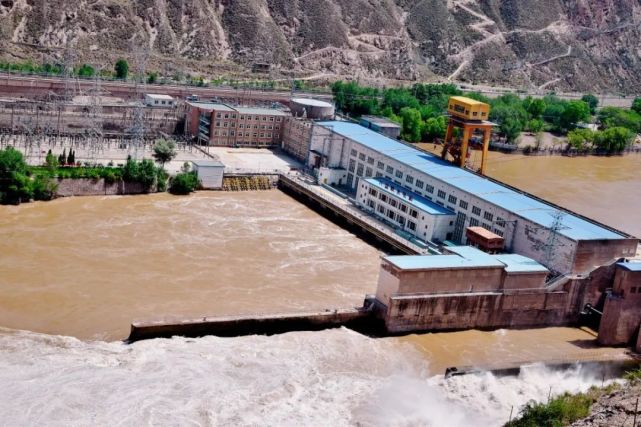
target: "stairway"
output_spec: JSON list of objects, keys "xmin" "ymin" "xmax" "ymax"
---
[{"xmin": 222, "ymin": 176, "xmax": 274, "ymax": 191}]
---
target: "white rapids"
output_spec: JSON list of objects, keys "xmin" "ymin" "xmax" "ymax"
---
[{"xmin": 0, "ymin": 327, "xmax": 611, "ymax": 427}]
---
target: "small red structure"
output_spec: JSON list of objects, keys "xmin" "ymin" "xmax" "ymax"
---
[{"xmin": 466, "ymin": 226, "xmax": 504, "ymax": 253}]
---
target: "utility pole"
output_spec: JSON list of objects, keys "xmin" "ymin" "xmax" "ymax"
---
[{"xmin": 127, "ymin": 38, "xmax": 149, "ymax": 160}]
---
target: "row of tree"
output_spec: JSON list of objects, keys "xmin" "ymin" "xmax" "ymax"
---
[{"xmin": 331, "ymin": 81, "xmax": 641, "ymax": 152}]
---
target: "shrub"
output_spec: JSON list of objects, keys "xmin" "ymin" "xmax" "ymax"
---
[
  {"xmin": 169, "ymin": 172, "xmax": 198, "ymax": 195},
  {"xmin": 506, "ymin": 390, "xmax": 599, "ymax": 427}
]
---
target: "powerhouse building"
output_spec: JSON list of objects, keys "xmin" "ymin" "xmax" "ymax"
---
[
  {"xmin": 185, "ymin": 102, "xmax": 288, "ymax": 147},
  {"xmin": 301, "ymin": 121, "xmax": 638, "ymax": 274}
]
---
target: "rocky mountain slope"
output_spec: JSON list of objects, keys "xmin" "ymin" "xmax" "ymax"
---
[{"xmin": 1, "ymin": 0, "xmax": 640, "ymax": 92}]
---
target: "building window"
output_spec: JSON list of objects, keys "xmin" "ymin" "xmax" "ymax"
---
[
  {"xmin": 377, "ymin": 161, "xmax": 385, "ymax": 170},
  {"xmin": 494, "ymin": 229, "xmax": 504, "ymax": 237},
  {"xmin": 459, "ymin": 200, "xmax": 468, "ymax": 210},
  {"xmin": 367, "ymin": 199, "xmax": 375, "ymax": 209},
  {"xmin": 351, "ymin": 149, "xmax": 357, "ymax": 157},
  {"xmin": 437, "ymin": 190, "xmax": 446, "ymax": 199},
  {"xmin": 386, "ymin": 166, "xmax": 394, "ymax": 174},
  {"xmin": 496, "ymin": 217, "xmax": 505, "ymax": 227},
  {"xmin": 470, "ymin": 217, "xmax": 479, "ymax": 227},
  {"xmin": 240, "ymin": 115, "xmax": 245, "ymax": 120},
  {"xmin": 389, "ymin": 199, "xmax": 397, "ymax": 208},
  {"xmin": 415, "ymin": 180, "xmax": 424, "ymax": 189},
  {"xmin": 426, "ymin": 185, "xmax": 434, "ymax": 194},
  {"xmin": 365, "ymin": 167, "xmax": 373, "ymax": 177},
  {"xmin": 395, "ymin": 170, "xmax": 403, "ymax": 179},
  {"xmin": 482, "ymin": 223, "xmax": 492, "ymax": 231},
  {"xmin": 222, "ymin": 131, "xmax": 227, "ymax": 136},
  {"xmin": 367, "ymin": 157, "xmax": 375, "ymax": 165},
  {"xmin": 216, "ymin": 113, "xmax": 222, "ymax": 118},
  {"xmin": 356, "ymin": 164, "xmax": 364, "ymax": 176},
  {"xmin": 399, "ymin": 204, "xmax": 407, "ymax": 213},
  {"xmin": 232, "ymin": 114, "xmax": 237, "ymax": 119},
  {"xmin": 472, "ymin": 206, "xmax": 481, "ymax": 216},
  {"xmin": 348, "ymin": 160, "xmax": 356, "ymax": 172},
  {"xmin": 369, "ymin": 188, "xmax": 377, "ymax": 197},
  {"xmin": 406, "ymin": 175, "xmax": 414, "ymax": 184},
  {"xmin": 484, "ymin": 212, "xmax": 494, "ymax": 222},
  {"xmin": 448, "ymin": 195, "xmax": 457, "ymax": 204},
  {"xmin": 408, "ymin": 221, "xmax": 416, "ymax": 231},
  {"xmin": 215, "ymin": 121, "xmax": 221, "ymax": 127},
  {"xmin": 270, "ymin": 117, "xmax": 274, "ymax": 122},
  {"xmin": 262, "ymin": 117, "xmax": 267, "ymax": 121},
  {"xmin": 375, "ymin": 172, "xmax": 383, "ymax": 178},
  {"xmin": 230, "ymin": 131, "xmax": 235, "ymax": 136},
  {"xmin": 359, "ymin": 153, "xmax": 366, "ymax": 161},
  {"xmin": 379, "ymin": 194, "xmax": 387, "ymax": 202},
  {"xmin": 387, "ymin": 209, "xmax": 395, "ymax": 220},
  {"xmin": 224, "ymin": 114, "xmax": 229, "ymax": 119},
  {"xmin": 409, "ymin": 209, "xmax": 418, "ymax": 218},
  {"xmin": 239, "ymin": 124, "xmax": 244, "ymax": 129},
  {"xmin": 377, "ymin": 205, "xmax": 385, "ymax": 214}
]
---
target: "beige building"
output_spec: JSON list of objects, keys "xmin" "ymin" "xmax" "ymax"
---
[{"xmin": 185, "ymin": 102, "xmax": 289, "ymax": 147}]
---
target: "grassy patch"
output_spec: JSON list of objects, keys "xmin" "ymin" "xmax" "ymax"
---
[{"xmin": 505, "ymin": 387, "xmax": 604, "ymax": 427}]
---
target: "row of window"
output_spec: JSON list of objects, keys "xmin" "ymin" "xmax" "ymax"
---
[
  {"xmin": 350, "ymin": 148, "xmax": 506, "ymax": 230},
  {"xmin": 213, "ymin": 130, "xmax": 277, "ymax": 138},
  {"xmin": 368, "ymin": 199, "xmax": 418, "ymax": 231},
  {"xmin": 215, "ymin": 122, "xmax": 279, "ymax": 130},
  {"xmin": 215, "ymin": 112, "xmax": 283, "ymax": 122}
]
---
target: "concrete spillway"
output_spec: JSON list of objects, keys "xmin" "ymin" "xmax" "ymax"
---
[{"xmin": 127, "ymin": 305, "xmax": 384, "ymax": 342}]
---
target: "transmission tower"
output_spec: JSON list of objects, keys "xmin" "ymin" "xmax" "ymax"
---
[
  {"xmin": 127, "ymin": 39, "xmax": 150, "ymax": 160},
  {"xmin": 86, "ymin": 65, "xmax": 104, "ymax": 164},
  {"xmin": 61, "ymin": 45, "xmax": 78, "ymax": 103},
  {"xmin": 542, "ymin": 210, "xmax": 568, "ymax": 272}
]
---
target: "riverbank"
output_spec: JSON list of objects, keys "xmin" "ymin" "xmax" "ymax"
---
[{"xmin": 506, "ymin": 367, "xmax": 641, "ymax": 426}]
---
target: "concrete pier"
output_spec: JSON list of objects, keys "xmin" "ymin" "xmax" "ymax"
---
[
  {"xmin": 278, "ymin": 174, "xmax": 425, "ymax": 255},
  {"xmin": 127, "ymin": 306, "xmax": 383, "ymax": 342}
]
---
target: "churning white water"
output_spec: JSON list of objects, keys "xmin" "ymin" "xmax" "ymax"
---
[{"xmin": 0, "ymin": 327, "xmax": 611, "ymax": 427}]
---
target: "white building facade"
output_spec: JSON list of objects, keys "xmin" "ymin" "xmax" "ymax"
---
[
  {"xmin": 356, "ymin": 177, "xmax": 456, "ymax": 242},
  {"xmin": 305, "ymin": 122, "xmax": 637, "ymax": 274},
  {"xmin": 145, "ymin": 94, "xmax": 175, "ymax": 108}
]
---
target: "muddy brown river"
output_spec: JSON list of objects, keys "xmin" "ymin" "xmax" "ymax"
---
[
  {"xmin": 0, "ymin": 191, "xmax": 381, "ymax": 340},
  {"xmin": 1, "ymin": 160, "xmax": 637, "ymax": 426}
]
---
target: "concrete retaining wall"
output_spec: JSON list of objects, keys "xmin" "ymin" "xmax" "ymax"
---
[
  {"xmin": 381, "ymin": 289, "xmax": 577, "ymax": 333},
  {"xmin": 128, "ymin": 307, "xmax": 383, "ymax": 342},
  {"xmin": 55, "ymin": 178, "xmax": 150, "ymax": 197}
]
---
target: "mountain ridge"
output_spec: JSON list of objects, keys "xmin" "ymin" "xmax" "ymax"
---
[{"xmin": 1, "ymin": 0, "xmax": 640, "ymax": 92}]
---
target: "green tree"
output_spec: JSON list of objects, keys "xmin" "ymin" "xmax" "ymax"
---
[
  {"xmin": 76, "ymin": 64, "xmax": 95, "ymax": 78},
  {"xmin": 67, "ymin": 149, "xmax": 75, "ymax": 165},
  {"xmin": 560, "ymin": 100, "xmax": 590, "ymax": 131},
  {"xmin": 152, "ymin": 139, "xmax": 177, "ymax": 169},
  {"xmin": 598, "ymin": 107, "xmax": 641, "ymax": 133},
  {"xmin": 421, "ymin": 116, "xmax": 447, "ymax": 141},
  {"xmin": 169, "ymin": 171, "xmax": 199, "ymax": 195},
  {"xmin": 567, "ymin": 129, "xmax": 595, "ymax": 150},
  {"xmin": 593, "ymin": 127, "xmax": 634, "ymax": 153},
  {"xmin": 114, "ymin": 59, "xmax": 129, "ymax": 80},
  {"xmin": 631, "ymin": 97, "xmax": 641, "ymax": 115},
  {"xmin": 527, "ymin": 119, "xmax": 545, "ymax": 134},
  {"xmin": 581, "ymin": 94, "xmax": 599, "ymax": 115},
  {"xmin": 501, "ymin": 117, "xmax": 523, "ymax": 144},
  {"xmin": 58, "ymin": 148, "xmax": 67, "ymax": 165},
  {"xmin": 45, "ymin": 149, "xmax": 58, "ymax": 172},
  {"xmin": 399, "ymin": 107, "xmax": 423, "ymax": 142},
  {"xmin": 524, "ymin": 97, "xmax": 546, "ymax": 118},
  {"xmin": 147, "ymin": 72, "xmax": 158, "ymax": 84},
  {"xmin": 0, "ymin": 147, "xmax": 31, "ymax": 204}
]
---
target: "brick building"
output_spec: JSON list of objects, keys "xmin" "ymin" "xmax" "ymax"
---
[{"xmin": 185, "ymin": 102, "xmax": 289, "ymax": 147}]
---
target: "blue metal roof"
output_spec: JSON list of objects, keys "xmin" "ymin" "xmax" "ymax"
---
[
  {"xmin": 494, "ymin": 254, "xmax": 549, "ymax": 273},
  {"xmin": 364, "ymin": 177, "xmax": 455, "ymax": 216},
  {"xmin": 617, "ymin": 262, "xmax": 641, "ymax": 272},
  {"xmin": 319, "ymin": 121, "xmax": 625, "ymax": 241},
  {"xmin": 386, "ymin": 246, "xmax": 547, "ymax": 272},
  {"xmin": 385, "ymin": 254, "xmax": 504, "ymax": 270}
]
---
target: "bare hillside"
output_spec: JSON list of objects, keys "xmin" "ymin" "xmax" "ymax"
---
[{"xmin": 1, "ymin": 0, "xmax": 640, "ymax": 91}]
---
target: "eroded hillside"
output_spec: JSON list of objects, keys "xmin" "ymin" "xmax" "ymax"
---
[{"xmin": 1, "ymin": 0, "xmax": 640, "ymax": 91}]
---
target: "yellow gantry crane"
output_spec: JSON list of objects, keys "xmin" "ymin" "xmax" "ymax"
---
[{"xmin": 441, "ymin": 96, "xmax": 495, "ymax": 175}]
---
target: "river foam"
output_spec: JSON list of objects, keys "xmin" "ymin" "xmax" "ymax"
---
[{"xmin": 0, "ymin": 327, "xmax": 611, "ymax": 427}]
